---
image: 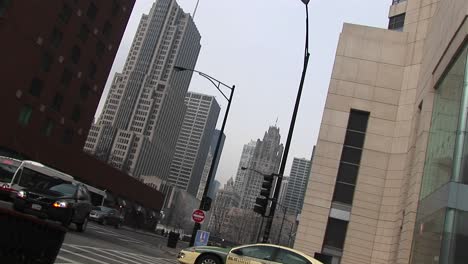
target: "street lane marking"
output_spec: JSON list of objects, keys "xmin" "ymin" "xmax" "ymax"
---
[
  {"xmin": 67, "ymin": 245, "xmax": 133, "ymax": 264},
  {"xmin": 59, "ymin": 248, "xmax": 110, "ymax": 264},
  {"xmin": 105, "ymin": 250, "xmax": 159, "ymax": 264},
  {"xmin": 56, "ymin": 255, "xmax": 84, "ymax": 264}
]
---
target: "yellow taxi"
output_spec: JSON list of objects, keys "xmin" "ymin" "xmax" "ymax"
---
[{"xmin": 177, "ymin": 243, "xmax": 323, "ymax": 264}]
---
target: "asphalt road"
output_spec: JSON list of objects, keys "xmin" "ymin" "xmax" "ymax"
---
[{"xmin": 56, "ymin": 222, "xmax": 184, "ymax": 264}]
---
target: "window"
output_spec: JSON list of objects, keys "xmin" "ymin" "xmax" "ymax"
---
[
  {"xmin": 59, "ymin": 4, "xmax": 72, "ymax": 23},
  {"xmin": 51, "ymin": 93, "xmax": 64, "ymax": 111},
  {"xmin": 86, "ymin": 2, "xmax": 97, "ymax": 20},
  {"xmin": 231, "ymin": 246, "xmax": 275, "ymax": 261},
  {"xmin": 41, "ymin": 119, "xmax": 54, "ymax": 137},
  {"xmin": 274, "ymin": 249, "xmax": 310, "ymax": 264},
  {"xmin": 78, "ymin": 24, "xmax": 90, "ymax": 42},
  {"xmin": 323, "ymin": 218, "xmax": 348, "ymax": 250},
  {"xmin": 18, "ymin": 105, "xmax": 32, "ymax": 127},
  {"xmin": 344, "ymin": 130, "xmax": 365, "ymax": 148},
  {"xmin": 41, "ymin": 52, "xmax": 53, "ymax": 72},
  {"xmin": 80, "ymin": 83, "xmax": 90, "ymax": 100},
  {"xmin": 62, "ymin": 129, "xmax": 73, "ymax": 144},
  {"xmin": 0, "ymin": 0, "xmax": 12, "ymax": 17},
  {"xmin": 332, "ymin": 182, "xmax": 355, "ymax": 205},
  {"xmin": 388, "ymin": 13, "xmax": 405, "ymax": 31},
  {"xmin": 340, "ymin": 146, "xmax": 362, "ymax": 165},
  {"xmin": 103, "ymin": 21, "xmax": 112, "ymax": 38},
  {"xmin": 50, "ymin": 28, "xmax": 63, "ymax": 48},
  {"xmin": 336, "ymin": 162, "xmax": 359, "ymax": 185},
  {"xmin": 61, "ymin": 68, "xmax": 73, "ymax": 88},
  {"xmin": 347, "ymin": 110, "xmax": 370, "ymax": 132},
  {"xmin": 71, "ymin": 105, "xmax": 81, "ymax": 122},
  {"xmin": 71, "ymin": 45, "xmax": 81, "ymax": 64},
  {"xmin": 96, "ymin": 41, "xmax": 105, "ymax": 58},
  {"xmin": 89, "ymin": 61, "xmax": 97, "ymax": 79},
  {"xmin": 29, "ymin": 78, "xmax": 43, "ymax": 97}
]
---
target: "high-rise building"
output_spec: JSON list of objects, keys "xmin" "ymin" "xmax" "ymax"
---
[
  {"xmin": 0, "ymin": 1, "xmax": 165, "ymax": 211},
  {"xmin": 197, "ymin": 130, "xmax": 226, "ymax": 200},
  {"xmin": 278, "ymin": 176, "xmax": 289, "ymax": 206},
  {"xmin": 295, "ymin": 1, "xmax": 468, "ymax": 263},
  {"xmin": 238, "ymin": 126, "xmax": 283, "ymax": 209},
  {"xmin": 84, "ymin": 0, "xmax": 201, "ymax": 180},
  {"xmin": 283, "ymin": 158, "xmax": 311, "ymax": 215},
  {"xmin": 168, "ymin": 92, "xmax": 220, "ymax": 196},
  {"xmin": 233, "ymin": 141, "xmax": 257, "ymax": 195},
  {"xmin": 208, "ymin": 178, "xmax": 240, "ymax": 235}
]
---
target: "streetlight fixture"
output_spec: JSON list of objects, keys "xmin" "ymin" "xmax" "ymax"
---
[
  {"xmin": 174, "ymin": 66, "xmax": 235, "ymax": 247},
  {"xmin": 262, "ymin": 0, "xmax": 310, "ymax": 243}
]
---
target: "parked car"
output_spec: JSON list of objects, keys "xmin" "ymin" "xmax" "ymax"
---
[
  {"xmin": 89, "ymin": 206, "xmax": 123, "ymax": 228},
  {"xmin": 177, "ymin": 243, "xmax": 323, "ymax": 264},
  {"xmin": 13, "ymin": 180, "xmax": 92, "ymax": 232}
]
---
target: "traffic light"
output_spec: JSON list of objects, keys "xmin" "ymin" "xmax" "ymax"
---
[{"xmin": 253, "ymin": 174, "xmax": 275, "ymax": 216}]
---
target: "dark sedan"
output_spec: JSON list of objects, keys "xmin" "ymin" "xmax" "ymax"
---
[
  {"xmin": 13, "ymin": 181, "xmax": 92, "ymax": 232},
  {"xmin": 89, "ymin": 206, "xmax": 123, "ymax": 228}
]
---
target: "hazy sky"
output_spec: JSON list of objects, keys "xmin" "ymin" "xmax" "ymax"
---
[{"xmin": 96, "ymin": 0, "xmax": 390, "ymax": 185}]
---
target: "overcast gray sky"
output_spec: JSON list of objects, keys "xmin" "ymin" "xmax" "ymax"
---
[{"xmin": 96, "ymin": 0, "xmax": 390, "ymax": 185}]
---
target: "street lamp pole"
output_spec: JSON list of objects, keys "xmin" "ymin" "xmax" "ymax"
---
[
  {"xmin": 262, "ymin": 0, "xmax": 310, "ymax": 243},
  {"xmin": 174, "ymin": 66, "xmax": 235, "ymax": 247}
]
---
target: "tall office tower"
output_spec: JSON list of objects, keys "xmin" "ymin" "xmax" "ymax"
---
[
  {"xmin": 168, "ymin": 92, "xmax": 220, "ymax": 196},
  {"xmin": 278, "ymin": 176, "xmax": 289, "ymax": 207},
  {"xmin": 238, "ymin": 126, "xmax": 283, "ymax": 209},
  {"xmin": 208, "ymin": 178, "xmax": 240, "ymax": 234},
  {"xmin": 84, "ymin": 0, "xmax": 201, "ymax": 180},
  {"xmin": 283, "ymin": 158, "xmax": 311, "ymax": 215},
  {"xmin": 197, "ymin": 130, "xmax": 226, "ymax": 200},
  {"xmin": 233, "ymin": 140, "xmax": 257, "ymax": 195},
  {"xmin": 295, "ymin": 1, "xmax": 468, "ymax": 263}
]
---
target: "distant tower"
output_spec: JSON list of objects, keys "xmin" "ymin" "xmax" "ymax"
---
[
  {"xmin": 283, "ymin": 158, "xmax": 312, "ymax": 215},
  {"xmin": 238, "ymin": 126, "xmax": 283, "ymax": 209}
]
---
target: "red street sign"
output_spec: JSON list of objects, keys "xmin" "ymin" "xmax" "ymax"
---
[{"xmin": 192, "ymin": 209, "xmax": 206, "ymax": 224}]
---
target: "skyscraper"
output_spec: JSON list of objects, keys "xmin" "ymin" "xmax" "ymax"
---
[
  {"xmin": 283, "ymin": 158, "xmax": 311, "ymax": 215},
  {"xmin": 197, "ymin": 130, "xmax": 226, "ymax": 200},
  {"xmin": 233, "ymin": 140, "xmax": 257, "ymax": 195},
  {"xmin": 168, "ymin": 92, "xmax": 220, "ymax": 196},
  {"xmin": 238, "ymin": 126, "xmax": 283, "ymax": 209},
  {"xmin": 84, "ymin": 0, "xmax": 201, "ymax": 180}
]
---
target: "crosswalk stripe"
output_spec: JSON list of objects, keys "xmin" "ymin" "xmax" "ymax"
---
[
  {"xmin": 56, "ymin": 255, "xmax": 84, "ymax": 264},
  {"xmin": 59, "ymin": 248, "xmax": 111, "ymax": 264},
  {"xmin": 106, "ymin": 250, "xmax": 160, "ymax": 264},
  {"xmin": 67, "ymin": 245, "xmax": 133, "ymax": 264}
]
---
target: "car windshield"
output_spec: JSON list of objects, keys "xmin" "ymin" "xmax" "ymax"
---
[
  {"xmin": 0, "ymin": 158, "xmax": 20, "ymax": 183},
  {"xmin": 97, "ymin": 206, "xmax": 113, "ymax": 213},
  {"xmin": 49, "ymin": 184, "xmax": 77, "ymax": 196},
  {"xmin": 18, "ymin": 168, "xmax": 71, "ymax": 192}
]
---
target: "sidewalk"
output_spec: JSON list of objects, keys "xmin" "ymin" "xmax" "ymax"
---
[{"xmin": 120, "ymin": 226, "xmax": 188, "ymax": 257}]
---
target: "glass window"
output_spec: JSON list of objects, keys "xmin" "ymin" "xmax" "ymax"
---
[
  {"xmin": 344, "ymin": 130, "xmax": 365, "ymax": 148},
  {"xmin": 96, "ymin": 41, "xmax": 105, "ymax": 58},
  {"xmin": 388, "ymin": 13, "xmax": 405, "ymax": 31},
  {"xmin": 86, "ymin": 2, "xmax": 97, "ymax": 20},
  {"xmin": 103, "ymin": 21, "xmax": 112, "ymax": 38},
  {"xmin": 332, "ymin": 182, "xmax": 355, "ymax": 205},
  {"xmin": 0, "ymin": 157, "xmax": 20, "ymax": 183},
  {"xmin": 51, "ymin": 94, "xmax": 63, "ymax": 111},
  {"xmin": 29, "ymin": 78, "xmax": 43, "ymax": 97},
  {"xmin": 323, "ymin": 218, "xmax": 348, "ymax": 250},
  {"xmin": 59, "ymin": 4, "xmax": 72, "ymax": 23},
  {"xmin": 411, "ymin": 209, "xmax": 446, "ymax": 264},
  {"xmin": 421, "ymin": 46, "xmax": 467, "ymax": 198},
  {"xmin": 274, "ymin": 249, "xmax": 310, "ymax": 264},
  {"xmin": 18, "ymin": 168, "xmax": 69, "ymax": 190},
  {"xmin": 71, "ymin": 105, "xmax": 81, "ymax": 122},
  {"xmin": 232, "ymin": 246, "xmax": 275, "ymax": 261},
  {"xmin": 347, "ymin": 110, "xmax": 370, "ymax": 132},
  {"xmin": 18, "ymin": 105, "xmax": 32, "ymax": 127},
  {"xmin": 340, "ymin": 146, "xmax": 362, "ymax": 165},
  {"xmin": 50, "ymin": 28, "xmax": 63, "ymax": 48},
  {"xmin": 41, "ymin": 52, "xmax": 53, "ymax": 72},
  {"xmin": 78, "ymin": 24, "xmax": 90, "ymax": 42},
  {"xmin": 41, "ymin": 119, "xmax": 54, "ymax": 137},
  {"xmin": 49, "ymin": 184, "xmax": 77, "ymax": 196},
  {"xmin": 61, "ymin": 69, "xmax": 73, "ymax": 88},
  {"xmin": 336, "ymin": 162, "xmax": 359, "ymax": 185},
  {"xmin": 71, "ymin": 45, "xmax": 81, "ymax": 64}
]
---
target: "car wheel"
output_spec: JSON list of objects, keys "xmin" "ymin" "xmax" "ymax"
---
[
  {"xmin": 76, "ymin": 217, "xmax": 88, "ymax": 232},
  {"xmin": 196, "ymin": 254, "xmax": 221, "ymax": 264}
]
